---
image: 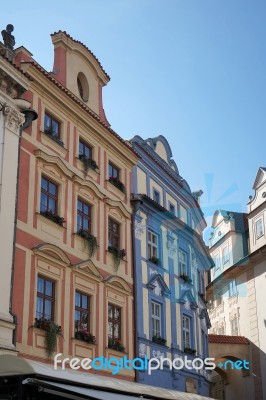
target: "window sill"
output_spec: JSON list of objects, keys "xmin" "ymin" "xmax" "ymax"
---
[
  {"xmin": 106, "ymin": 180, "xmax": 126, "ymax": 199},
  {"xmin": 39, "ymin": 212, "xmax": 65, "ymax": 227},
  {"xmin": 76, "ymin": 157, "xmax": 100, "ymax": 179},
  {"xmin": 72, "ymin": 338, "xmax": 96, "ymax": 346},
  {"xmin": 40, "ymin": 130, "xmax": 68, "ymax": 158}
]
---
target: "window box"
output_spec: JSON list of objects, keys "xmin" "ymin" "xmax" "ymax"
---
[
  {"xmin": 108, "ymin": 246, "xmax": 126, "ymax": 270},
  {"xmin": 44, "ymin": 127, "xmax": 64, "ymax": 147},
  {"xmin": 77, "ymin": 229, "xmax": 98, "ymax": 257},
  {"xmin": 108, "ymin": 177, "xmax": 126, "ymax": 194},
  {"xmin": 108, "ymin": 338, "xmax": 125, "ymax": 352},
  {"xmin": 152, "ymin": 336, "xmax": 167, "ymax": 346},
  {"xmin": 40, "ymin": 210, "xmax": 65, "ymax": 226},
  {"xmin": 75, "ymin": 330, "xmax": 96, "ymax": 344},
  {"xmin": 180, "ymin": 274, "xmax": 192, "ymax": 284},
  {"xmin": 148, "ymin": 256, "xmax": 160, "ymax": 265},
  {"xmin": 79, "ymin": 154, "xmax": 98, "ymax": 172},
  {"xmin": 184, "ymin": 347, "xmax": 196, "ymax": 356},
  {"xmin": 33, "ymin": 318, "xmax": 62, "ymax": 359}
]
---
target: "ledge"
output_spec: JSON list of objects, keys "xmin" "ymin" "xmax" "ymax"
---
[{"xmin": 40, "ymin": 130, "xmax": 68, "ymax": 158}]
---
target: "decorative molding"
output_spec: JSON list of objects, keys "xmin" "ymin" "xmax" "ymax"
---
[
  {"xmin": 135, "ymin": 220, "xmax": 145, "ymax": 239},
  {"xmin": 0, "ymin": 68, "xmax": 26, "ymax": 98},
  {"xmin": 3, "ymin": 106, "xmax": 24, "ymax": 133},
  {"xmin": 104, "ymin": 275, "xmax": 131, "ymax": 294},
  {"xmin": 32, "ymin": 243, "xmax": 71, "ymax": 267},
  {"xmin": 139, "ymin": 343, "xmax": 147, "ymax": 357}
]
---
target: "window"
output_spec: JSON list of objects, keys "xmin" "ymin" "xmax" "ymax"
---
[
  {"xmin": 182, "ymin": 315, "xmax": 191, "ymax": 349},
  {"xmin": 75, "ymin": 291, "xmax": 89, "ymax": 333},
  {"xmin": 169, "ymin": 202, "xmax": 175, "ymax": 215},
  {"xmin": 179, "ymin": 250, "xmax": 187, "ymax": 275},
  {"xmin": 109, "ymin": 162, "xmax": 119, "ymax": 179},
  {"xmin": 222, "ymin": 246, "xmax": 229, "ymax": 264},
  {"xmin": 36, "ymin": 276, "xmax": 55, "ymax": 321},
  {"xmin": 40, "ymin": 176, "xmax": 58, "ymax": 214},
  {"xmin": 230, "ymin": 317, "xmax": 239, "ymax": 335},
  {"xmin": 148, "ymin": 230, "xmax": 158, "ymax": 259},
  {"xmin": 228, "ymin": 279, "xmax": 237, "ymax": 297},
  {"xmin": 180, "ymin": 205, "xmax": 187, "ymax": 224},
  {"xmin": 255, "ymin": 218, "xmax": 264, "ymax": 239},
  {"xmin": 44, "ymin": 113, "xmax": 60, "ymax": 138},
  {"xmin": 153, "ymin": 189, "xmax": 160, "ymax": 204},
  {"xmin": 151, "ymin": 301, "xmax": 161, "ymax": 337},
  {"xmin": 77, "ymin": 199, "xmax": 91, "ymax": 232},
  {"xmin": 217, "ymin": 324, "xmax": 225, "ymax": 335},
  {"xmin": 79, "ymin": 140, "xmax": 92, "ymax": 159},
  {"xmin": 213, "ymin": 253, "xmax": 220, "ymax": 272},
  {"xmin": 108, "ymin": 218, "xmax": 120, "ymax": 248},
  {"xmin": 192, "ymin": 218, "xmax": 196, "ymax": 230},
  {"xmin": 108, "ymin": 304, "xmax": 121, "ymax": 340}
]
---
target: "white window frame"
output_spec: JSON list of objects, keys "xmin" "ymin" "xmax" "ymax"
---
[
  {"xmin": 179, "ymin": 250, "xmax": 187, "ymax": 275},
  {"xmin": 148, "ymin": 230, "xmax": 159, "ymax": 259},
  {"xmin": 182, "ymin": 315, "xmax": 191, "ymax": 349},
  {"xmin": 230, "ymin": 317, "xmax": 239, "ymax": 336},
  {"xmin": 213, "ymin": 252, "xmax": 220, "ymax": 272},
  {"xmin": 151, "ymin": 301, "xmax": 161, "ymax": 338},
  {"xmin": 228, "ymin": 279, "xmax": 237, "ymax": 297},
  {"xmin": 180, "ymin": 204, "xmax": 188, "ymax": 224},
  {"xmin": 222, "ymin": 246, "xmax": 229, "ymax": 265},
  {"xmin": 255, "ymin": 218, "xmax": 264, "ymax": 239}
]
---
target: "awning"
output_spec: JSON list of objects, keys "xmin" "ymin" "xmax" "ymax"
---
[{"xmin": 23, "ymin": 378, "xmax": 145, "ymax": 400}]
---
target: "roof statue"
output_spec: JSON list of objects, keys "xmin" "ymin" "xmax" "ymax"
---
[{"xmin": 1, "ymin": 24, "xmax": 15, "ymax": 50}]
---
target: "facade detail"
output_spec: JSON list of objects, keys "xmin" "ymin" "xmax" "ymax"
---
[
  {"xmin": 207, "ymin": 167, "xmax": 266, "ymax": 400},
  {"xmin": 9, "ymin": 31, "xmax": 138, "ymax": 380},
  {"xmin": 0, "ymin": 45, "xmax": 36, "ymax": 354},
  {"xmin": 130, "ymin": 135, "xmax": 213, "ymax": 396}
]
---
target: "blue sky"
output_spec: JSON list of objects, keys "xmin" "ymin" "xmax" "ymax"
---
[{"xmin": 1, "ymin": 0, "xmax": 266, "ymax": 237}]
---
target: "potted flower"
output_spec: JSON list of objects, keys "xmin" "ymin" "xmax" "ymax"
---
[
  {"xmin": 108, "ymin": 246, "xmax": 126, "ymax": 271},
  {"xmin": 108, "ymin": 338, "xmax": 125, "ymax": 352},
  {"xmin": 40, "ymin": 209, "xmax": 65, "ymax": 226},
  {"xmin": 75, "ymin": 330, "xmax": 96, "ymax": 344},
  {"xmin": 184, "ymin": 347, "xmax": 196, "ymax": 356},
  {"xmin": 77, "ymin": 228, "xmax": 98, "ymax": 257},
  {"xmin": 152, "ymin": 335, "xmax": 167, "ymax": 346},
  {"xmin": 148, "ymin": 256, "xmax": 160, "ymax": 265},
  {"xmin": 108, "ymin": 177, "xmax": 126, "ymax": 194},
  {"xmin": 33, "ymin": 318, "xmax": 62, "ymax": 359},
  {"xmin": 180, "ymin": 274, "xmax": 192, "ymax": 284},
  {"xmin": 79, "ymin": 154, "xmax": 98, "ymax": 173}
]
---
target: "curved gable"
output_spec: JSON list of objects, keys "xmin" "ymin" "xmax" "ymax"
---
[
  {"xmin": 104, "ymin": 276, "xmax": 131, "ymax": 294},
  {"xmin": 32, "ymin": 243, "xmax": 71, "ymax": 266}
]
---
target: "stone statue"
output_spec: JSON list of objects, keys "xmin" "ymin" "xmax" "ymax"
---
[{"xmin": 1, "ymin": 24, "xmax": 15, "ymax": 50}]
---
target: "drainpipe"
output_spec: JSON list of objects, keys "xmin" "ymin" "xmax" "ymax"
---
[
  {"xmin": 9, "ymin": 105, "xmax": 38, "ymax": 345},
  {"xmin": 131, "ymin": 194, "xmax": 143, "ymax": 382}
]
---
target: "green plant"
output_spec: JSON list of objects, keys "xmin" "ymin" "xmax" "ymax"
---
[
  {"xmin": 149, "ymin": 256, "xmax": 160, "ymax": 265},
  {"xmin": 77, "ymin": 229, "xmax": 98, "ymax": 257},
  {"xmin": 108, "ymin": 246, "xmax": 126, "ymax": 271},
  {"xmin": 184, "ymin": 347, "xmax": 196, "ymax": 356},
  {"xmin": 44, "ymin": 127, "xmax": 64, "ymax": 146},
  {"xmin": 75, "ymin": 330, "xmax": 96, "ymax": 344},
  {"xmin": 79, "ymin": 154, "xmax": 98, "ymax": 173},
  {"xmin": 180, "ymin": 274, "xmax": 192, "ymax": 284},
  {"xmin": 108, "ymin": 338, "xmax": 125, "ymax": 352},
  {"xmin": 34, "ymin": 318, "xmax": 62, "ymax": 359},
  {"xmin": 40, "ymin": 210, "xmax": 65, "ymax": 226},
  {"xmin": 108, "ymin": 177, "xmax": 126, "ymax": 194},
  {"xmin": 152, "ymin": 335, "xmax": 167, "ymax": 346}
]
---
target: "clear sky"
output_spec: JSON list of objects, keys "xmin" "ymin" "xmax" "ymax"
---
[{"xmin": 1, "ymin": 0, "xmax": 265, "ymax": 238}]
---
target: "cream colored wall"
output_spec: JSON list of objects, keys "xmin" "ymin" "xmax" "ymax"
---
[
  {"xmin": 155, "ymin": 141, "xmax": 168, "ymax": 162},
  {"xmin": 136, "ymin": 167, "xmax": 147, "ymax": 194},
  {"xmin": 248, "ymin": 207, "xmax": 266, "ymax": 253},
  {"xmin": 66, "ymin": 51, "xmax": 99, "ymax": 114},
  {"xmin": 150, "ymin": 178, "xmax": 163, "ymax": 205}
]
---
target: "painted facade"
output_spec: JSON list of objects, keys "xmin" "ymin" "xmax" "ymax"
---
[
  {"xmin": 130, "ymin": 135, "xmax": 213, "ymax": 396},
  {"xmin": 10, "ymin": 31, "xmax": 139, "ymax": 380},
  {"xmin": 207, "ymin": 167, "xmax": 266, "ymax": 399},
  {"xmin": 0, "ymin": 43, "xmax": 35, "ymax": 354}
]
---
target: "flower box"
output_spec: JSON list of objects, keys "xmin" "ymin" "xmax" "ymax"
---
[
  {"xmin": 75, "ymin": 330, "xmax": 96, "ymax": 344},
  {"xmin": 152, "ymin": 336, "xmax": 167, "ymax": 346},
  {"xmin": 108, "ymin": 339, "xmax": 125, "ymax": 352}
]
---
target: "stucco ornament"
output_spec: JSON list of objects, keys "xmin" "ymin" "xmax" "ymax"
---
[
  {"xmin": 4, "ymin": 106, "xmax": 24, "ymax": 133},
  {"xmin": 153, "ymin": 280, "xmax": 162, "ymax": 296},
  {"xmin": 139, "ymin": 343, "xmax": 147, "ymax": 357},
  {"xmin": 134, "ymin": 220, "xmax": 145, "ymax": 239},
  {"xmin": 152, "ymin": 350, "xmax": 165, "ymax": 359}
]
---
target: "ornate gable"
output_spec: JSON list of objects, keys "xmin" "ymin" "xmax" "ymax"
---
[
  {"xmin": 146, "ymin": 274, "xmax": 170, "ymax": 296},
  {"xmin": 178, "ymin": 289, "xmax": 198, "ymax": 310},
  {"xmin": 73, "ymin": 260, "xmax": 103, "ymax": 281},
  {"xmin": 32, "ymin": 243, "xmax": 71, "ymax": 266},
  {"xmin": 104, "ymin": 276, "xmax": 131, "ymax": 294}
]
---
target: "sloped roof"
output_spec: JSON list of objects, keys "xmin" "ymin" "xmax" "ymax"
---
[{"xmin": 208, "ymin": 334, "xmax": 249, "ymax": 345}]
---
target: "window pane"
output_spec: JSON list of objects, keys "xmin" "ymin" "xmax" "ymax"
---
[
  {"xmin": 44, "ymin": 114, "xmax": 51, "ymax": 129},
  {"xmin": 75, "ymin": 292, "xmax": 81, "ymax": 307},
  {"xmin": 81, "ymin": 295, "xmax": 88, "ymax": 309},
  {"xmin": 41, "ymin": 177, "xmax": 48, "ymax": 191},
  {"xmin": 52, "ymin": 120, "xmax": 59, "ymax": 136},
  {"xmin": 37, "ymin": 277, "xmax": 44, "ymax": 293},
  {"xmin": 36, "ymin": 297, "xmax": 43, "ymax": 319},
  {"xmin": 49, "ymin": 182, "xmax": 57, "ymax": 196},
  {"xmin": 44, "ymin": 300, "xmax": 52, "ymax": 320},
  {"xmin": 48, "ymin": 198, "xmax": 56, "ymax": 213},
  {"xmin": 83, "ymin": 204, "xmax": 89, "ymax": 215},
  {"xmin": 45, "ymin": 280, "xmax": 53, "ymax": 296},
  {"xmin": 85, "ymin": 147, "xmax": 91, "ymax": 158}
]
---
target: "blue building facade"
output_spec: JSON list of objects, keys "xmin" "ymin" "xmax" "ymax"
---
[{"xmin": 130, "ymin": 135, "xmax": 213, "ymax": 396}]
